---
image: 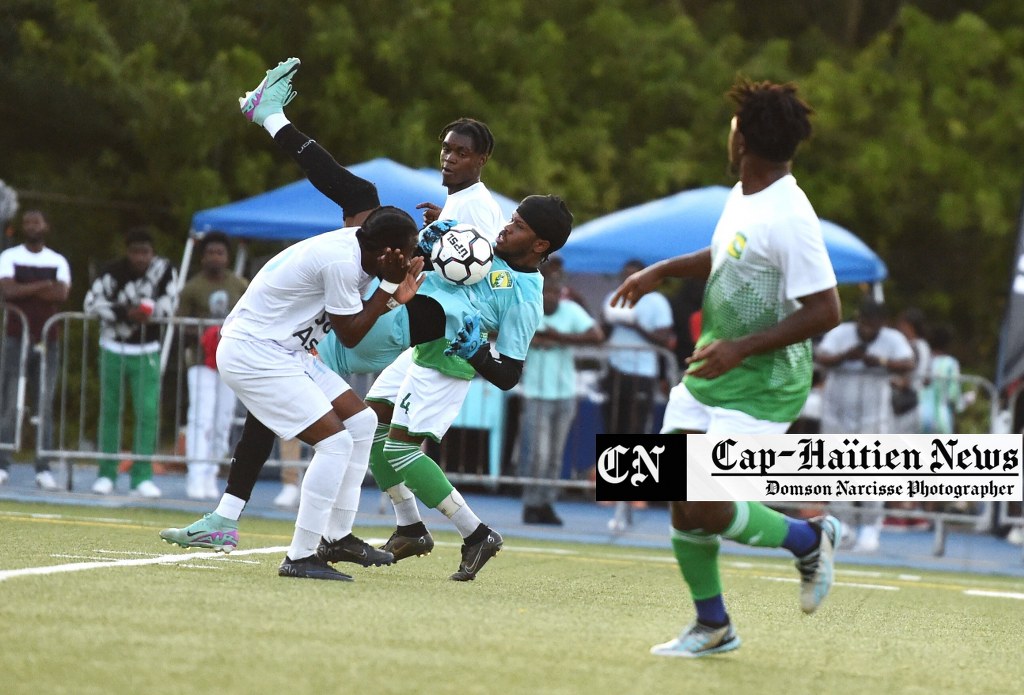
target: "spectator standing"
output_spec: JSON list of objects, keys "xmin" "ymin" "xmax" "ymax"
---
[
  {"xmin": 0, "ymin": 210, "xmax": 71, "ymax": 489},
  {"xmin": 517, "ymin": 269, "xmax": 603, "ymax": 525},
  {"xmin": 919, "ymin": 324, "xmax": 962, "ymax": 434},
  {"xmin": 178, "ymin": 231, "xmax": 248, "ymax": 499},
  {"xmin": 893, "ymin": 307, "xmax": 931, "ymax": 434},
  {"xmin": 601, "ymin": 259, "xmax": 675, "ymax": 531},
  {"xmin": 601, "ymin": 259, "xmax": 676, "ymax": 435},
  {"xmin": 83, "ymin": 227, "xmax": 179, "ymax": 497},
  {"xmin": 815, "ymin": 297, "xmax": 915, "ymax": 551}
]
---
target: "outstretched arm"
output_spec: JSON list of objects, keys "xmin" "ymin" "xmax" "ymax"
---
[{"xmin": 610, "ymin": 249, "xmax": 712, "ymax": 308}]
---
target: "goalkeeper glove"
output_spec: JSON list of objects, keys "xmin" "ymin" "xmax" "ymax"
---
[{"xmin": 445, "ymin": 313, "xmax": 484, "ymax": 359}]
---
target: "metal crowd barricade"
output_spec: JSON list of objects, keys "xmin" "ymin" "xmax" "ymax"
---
[
  {"xmin": 0, "ymin": 303, "xmax": 30, "ymax": 459},
  {"xmin": 434, "ymin": 342, "xmax": 680, "ymax": 491},
  {"xmin": 801, "ymin": 367, "xmax": 1021, "ymax": 558},
  {"xmin": 36, "ymin": 311, "xmax": 312, "ymax": 490}
]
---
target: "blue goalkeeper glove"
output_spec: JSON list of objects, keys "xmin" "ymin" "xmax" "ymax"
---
[
  {"xmin": 418, "ymin": 218, "xmax": 459, "ymax": 256},
  {"xmin": 445, "ymin": 313, "xmax": 484, "ymax": 359}
]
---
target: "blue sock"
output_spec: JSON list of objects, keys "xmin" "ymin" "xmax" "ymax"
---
[
  {"xmin": 694, "ymin": 595, "xmax": 728, "ymax": 627},
  {"xmin": 782, "ymin": 518, "xmax": 820, "ymax": 557}
]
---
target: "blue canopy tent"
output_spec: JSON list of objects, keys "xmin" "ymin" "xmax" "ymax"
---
[
  {"xmin": 559, "ymin": 185, "xmax": 887, "ymax": 284},
  {"xmin": 191, "ymin": 158, "xmax": 450, "ymax": 240},
  {"xmin": 169, "ymin": 158, "xmax": 452, "ymax": 369}
]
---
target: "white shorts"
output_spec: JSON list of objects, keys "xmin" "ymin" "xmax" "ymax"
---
[
  {"xmin": 217, "ymin": 336, "xmax": 351, "ymax": 440},
  {"xmin": 366, "ymin": 348, "xmax": 471, "ymax": 441},
  {"xmin": 660, "ymin": 381, "xmax": 791, "ymax": 435}
]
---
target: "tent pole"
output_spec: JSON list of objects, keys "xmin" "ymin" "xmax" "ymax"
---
[{"xmin": 162, "ymin": 231, "xmax": 196, "ymax": 374}]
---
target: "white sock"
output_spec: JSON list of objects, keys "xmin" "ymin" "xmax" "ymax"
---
[
  {"xmin": 437, "ymin": 490, "xmax": 481, "ymax": 538},
  {"xmin": 387, "ymin": 483, "xmax": 422, "ymax": 525},
  {"xmin": 263, "ymin": 112, "xmax": 290, "ymax": 137},
  {"xmin": 325, "ymin": 409, "xmax": 376, "ymax": 541},
  {"xmin": 288, "ymin": 430, "xmax": 353, "ymax": 560},
  {"xmin": 214, "ymin": 493, "xmax": 246, "ymax": 521}
]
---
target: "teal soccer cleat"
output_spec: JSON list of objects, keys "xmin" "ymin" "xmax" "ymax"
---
[
  {"xmin": 160, "ymin": 513, "xmax": 239, "ymax": 553},
  {"xmin": 239, "ymin": 57, "xmax": 300, "ymax": 126}
]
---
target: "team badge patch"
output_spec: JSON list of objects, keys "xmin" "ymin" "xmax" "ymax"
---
[
  {"xmin": 488, "ymin": 270, "xmax": 514, "ymax": 289},
  {"xmin": 727, "ymin": 231, "xmax": 748, "ymax": 259}
]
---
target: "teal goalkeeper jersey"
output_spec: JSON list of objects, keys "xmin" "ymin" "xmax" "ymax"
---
[
  {"xmin": 316, "ymin": 305, "xmax": 410, "ymax": 376},
  {"xmin": 413, "ymin": 257, "xmax": 543, "ymax": 379}
]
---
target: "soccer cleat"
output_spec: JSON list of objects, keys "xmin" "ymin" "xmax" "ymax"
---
[
  {"xmin": 159, "ymin": 513, "xmax": 239, "ymax": 553},
  {"xmin": 796, "ymin": 514, "xmax": 841, "ymax": 614},
  {"xmin": 650, "ymin": 621, "xmax": 741, "ymax": 658},
  {"xmin": 239, "ymin": 57, "xmax": 300, "ymax": 126},
  {"xmin": 279, "ymin": 555, "xmax": 353, "ymax": 581},
  {"xmin": 450, "ymin": 528, "xmax": 503, "ymax": 582},
  {"xmin": 317, "ymin": 534, "xmax": 395, "ymax": 567},
  {"xmin": 380, "ymin": 529, "xmax": 435, "ymax": 562}
]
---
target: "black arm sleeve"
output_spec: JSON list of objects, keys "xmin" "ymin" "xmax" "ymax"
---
[
  {"xmin": 406, "ymin": 295, "xmax": 446, "ymax": 346},
  {"xmin": 273, "ymin": 124, "xmax": 379, "ymax": 219},
  {"xmin": 466, "ymin": 349, "xmax": 524, "ymax": 391}
]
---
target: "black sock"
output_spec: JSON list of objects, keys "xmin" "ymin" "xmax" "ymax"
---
[
  {"xmin": 224, "ymin": 414, "xmax": 277, "ymax": 501},
  {"xmin": 464, "ymin": 524, "xmax": 490, "ymax": 546},
  {"xmin": 398, "ymin": 521, "xmax": 428, "ymax": 537}
]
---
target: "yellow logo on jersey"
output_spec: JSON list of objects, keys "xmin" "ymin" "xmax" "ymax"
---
[
  {"xmin": 727, "ymin": 231, "xmax": 748, "ymax": 259},
  {"xmin": 488, "ymin": 270, "xmax": 514, "ymax": 289}
]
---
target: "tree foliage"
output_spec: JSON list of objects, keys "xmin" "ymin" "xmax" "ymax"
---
[{"xmin": 2, "ymin": 0, "xmax": 1023, "ymax": 370}]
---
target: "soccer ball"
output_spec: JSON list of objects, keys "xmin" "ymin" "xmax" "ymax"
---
[{"xmin": 430, "ymin": 224, "xmax": 494, "ymax": 286}]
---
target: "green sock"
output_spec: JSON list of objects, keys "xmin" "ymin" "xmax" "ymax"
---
[
  {"xmin": 383, "ymin": 439, "xmax": 453, "ymax": 508},
  {"xmin": 671, "ymin": 528, "xmax": 723, "ymax": 601},
  {"xmin": 367, "ymin": 425, "xmax": 403, "ymax": 491},
  {"xmin": 721, "ymin": 501, "xmax": 788, "ymax": 548}
]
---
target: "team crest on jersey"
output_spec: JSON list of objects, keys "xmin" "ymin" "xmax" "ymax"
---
[
  {"xmin": 488, "ymin": 270, "xmax": 514, "ymax": 289},
  {"xmin": 727, "ymin": 231, "xmax": 748, "ymax": 259}
]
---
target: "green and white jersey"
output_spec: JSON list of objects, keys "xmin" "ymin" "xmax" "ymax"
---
[
  {"xmin": 413, "ymin": 256, "xmax": 543, "ymax": 380},
  {"xmin": 684, "ymin": 176, "xmax": 836, "ymax": 422}
]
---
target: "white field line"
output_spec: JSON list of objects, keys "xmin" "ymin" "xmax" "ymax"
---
[
  {"xmin": 2, "ymin": 512, "xmax": 1022, "ymax": 602},
  {"xmin": 757, "ymin": 575, "xmax": 899, "ymax": 591},
  {"xmin": 0, "ymin": 546, "xmax": 288, "ymax": 583},
  {"xmin": 964, "ymin": 589, "xmax": 1024, "ymax": 601}
]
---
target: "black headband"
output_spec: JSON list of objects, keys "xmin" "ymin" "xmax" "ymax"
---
[{"xmin": 517, "ymin": 195, "xmax": 573, "ymax": 254}]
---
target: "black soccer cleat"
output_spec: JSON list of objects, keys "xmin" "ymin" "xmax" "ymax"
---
[
  {"xmin": 450, "ymin": 528, "xmax": 503, "ymax": 582},
  {"xmin": 380, "ymin": 529, "xmax": 435, "ymax": 562},
  {"xmin": 317, "ymin": 534, "xmax": 395, "ymax": 567},
  {"xmin": 278, "ymin": 555, "xmax": 354, "ymax": 581}
]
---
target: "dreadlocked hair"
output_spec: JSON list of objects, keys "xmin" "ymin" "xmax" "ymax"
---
[
  {"xmin": 729, "ymin": 79, "xmax": 813, "ymax": 162},
  {"xmin": 439, "ymin": 117, "xmax": 495, "ymax": 157}
]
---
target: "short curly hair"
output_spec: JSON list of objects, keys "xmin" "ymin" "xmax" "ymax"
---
[{"xmin": 729, "ymin": 79, "xmax": 813, "ymax": 162}]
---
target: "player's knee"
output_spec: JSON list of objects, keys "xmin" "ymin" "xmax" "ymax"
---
[
  {"xmin": 313, "ymin": 429, "xmax": 354, "ymax": 455},
  {"xmin": 343, "ymin": 407, "xmax": 377, "ymax": 442}
]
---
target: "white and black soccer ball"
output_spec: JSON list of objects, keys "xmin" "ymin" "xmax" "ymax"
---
[{"xmin": 430, "ymin": 224, "xmax": 494, "ymax": 286}]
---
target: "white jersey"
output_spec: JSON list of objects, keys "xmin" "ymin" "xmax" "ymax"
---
[
  {"xmin": 221, "ymin": 227, "xmax": 372, "ymax": 353},
  {"xmin": 685, "ymin": 175, "xmax": 837, "ymax": 422},
  {"xmin": 439, "ymin": 182, "xmax": 505, "ymax": 242}
]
